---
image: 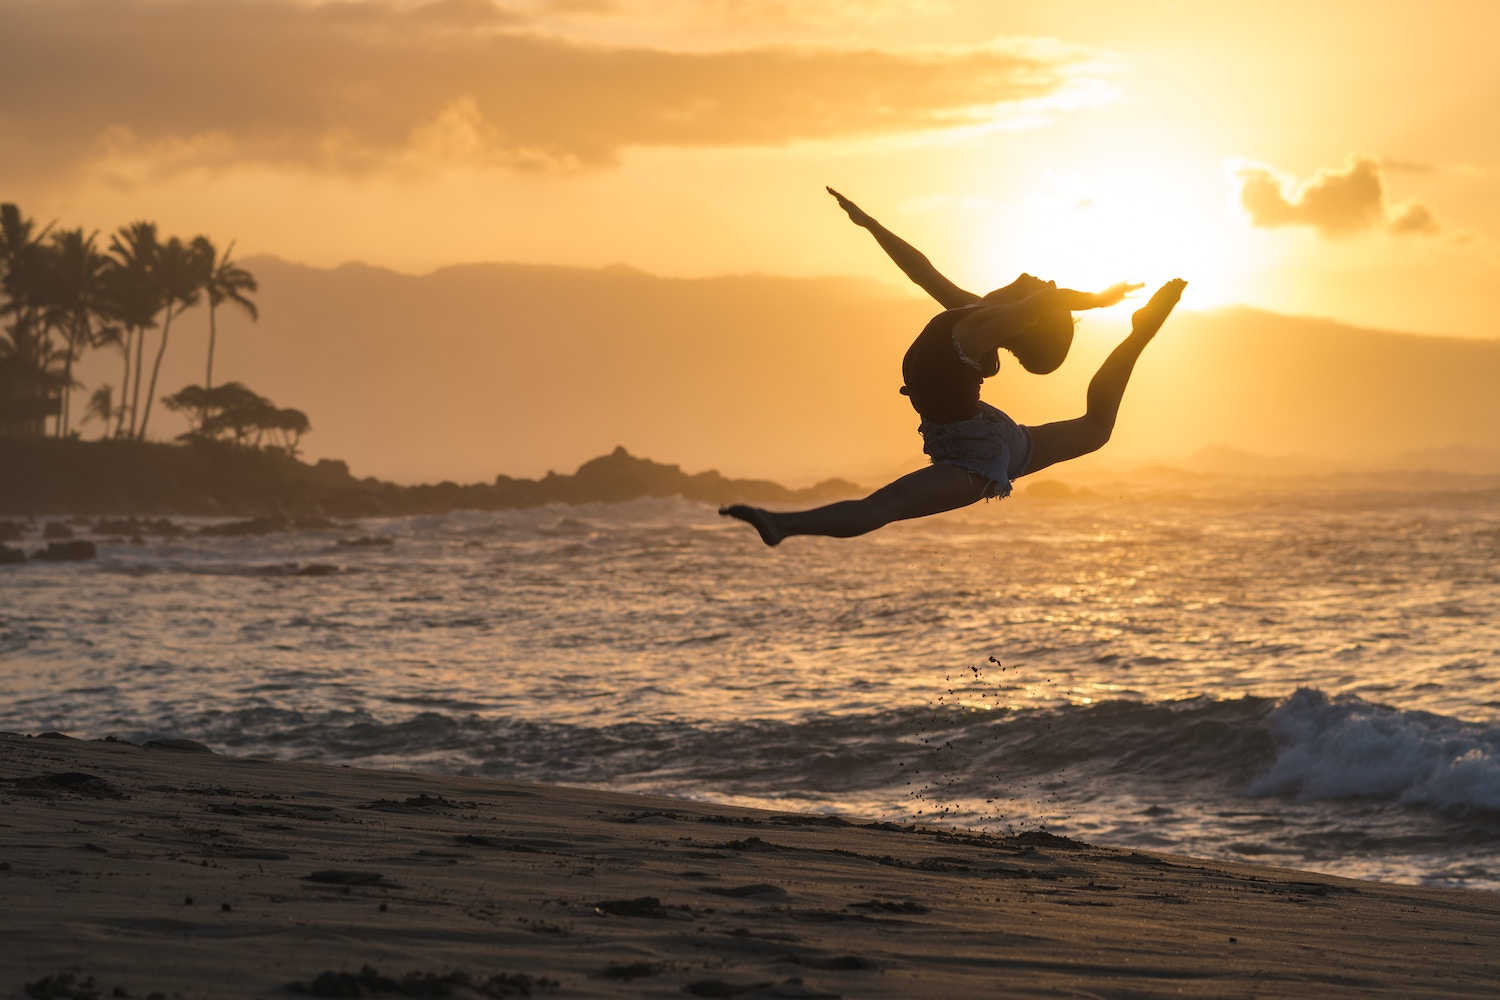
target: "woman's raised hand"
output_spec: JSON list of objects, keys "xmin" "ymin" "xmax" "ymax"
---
[
  {"xmin": 826, "ymin": 186, "xmax": 874, "ymax": 228},
  {"xmin": 1094, "ymin": 281, "xmax": 1146, "ymax": 308}
]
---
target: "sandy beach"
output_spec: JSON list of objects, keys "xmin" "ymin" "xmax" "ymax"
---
[{"xmin": 1, "ymin": 732, "xmax": 1496, "ymax": 998}]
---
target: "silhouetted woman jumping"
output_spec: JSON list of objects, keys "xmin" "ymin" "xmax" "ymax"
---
[{"xmin": 720, "ymin": 188, "xmax": 1185, "ymax": 546}]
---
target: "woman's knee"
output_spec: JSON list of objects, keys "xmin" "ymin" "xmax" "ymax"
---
[
  {"xmin": 865, "ymin": 464, "xmax": 982, "ymax": 524},
  {"xmin": 1024, "ymin": 416, "xmax": 1112, "ymax": 475},
  {"xmin": 858, "ymin": 495, "xmax": 905, "ymax": 531}
]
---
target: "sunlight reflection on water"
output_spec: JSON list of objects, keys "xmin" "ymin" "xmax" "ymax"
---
[{"xmin": 3, "ymin": 489, "xmax": 1499, "ymax": 887}]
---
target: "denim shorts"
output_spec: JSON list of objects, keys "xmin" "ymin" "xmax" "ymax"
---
[{"xmin": 917, "ymin": 402, "xmax": 1033, "ymax": 499}]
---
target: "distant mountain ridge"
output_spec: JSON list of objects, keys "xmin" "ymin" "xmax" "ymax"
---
[{"xmin": 67, "ymin": 256, "xmax": 1500, "ymax": 485}]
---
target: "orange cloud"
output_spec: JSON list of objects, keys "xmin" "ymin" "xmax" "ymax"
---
[
  {"xmin": 1233, "ymin": 157, "xmax": 1439, "ymax": 238},
  {"xmin": 1389, "ymin": 202, "xmax": 1439, "ymax": 235},
  {"xmin": 0, "ymin": 0, "xmax": 1097, "ymax": 185}
]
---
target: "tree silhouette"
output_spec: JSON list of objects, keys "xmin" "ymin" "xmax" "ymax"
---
[
  {"xmin": 194, "ymin": 237, "xmax": 258, "ymax": 392},
  {"xmin": 84, "ymin": 317, "xmax": 129, "ymax": 438},
  {"xmin": 269, "ymin": 406, "xmax": 310, "ymax": 457},
  {"xmin": 106, "ymin": 221, "xmax": 163, "ymax": 439},
  {"xmin": 82, "ymin": 384, "xmax": 114, "ymax": 436},
  {"xmin": 0, "ymin": 203, "xmax": 64, "ymax": 435},
  {"xmin": 161, "ymin": 382, "xmax": 215, "ymax": 435},
  {"xmin": 41, "ymin": 228, "xmax": 116, "ymax": 437},
  {"xmin": 136, "ymin": 235, "xmax": 205, "ymax": 440},
  {"xmin": 164, "ymin": 381, "xmax": 312, "ymax": 455},
  {"xmin": 4, "ymin": 203, "xmax": 263, "ymax": 443}
]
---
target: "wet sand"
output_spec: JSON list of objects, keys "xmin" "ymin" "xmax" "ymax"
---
[{"xmin": 2, "ymin": 731, "xmax": 1496, "ymax": 998}]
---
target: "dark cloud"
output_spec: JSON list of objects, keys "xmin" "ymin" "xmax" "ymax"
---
[
  {"xmin": 1235, "ymin": 157, "xmax": 1439, "ymax": 238},
  {"xmin": 0, "ymin": 0, "xmax": 1090, "ymax": 184}
]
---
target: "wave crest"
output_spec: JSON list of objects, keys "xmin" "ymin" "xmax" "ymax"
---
[{"xmin": 1249, "ymin": 688, "xmax": 1500, "ymax": 813}]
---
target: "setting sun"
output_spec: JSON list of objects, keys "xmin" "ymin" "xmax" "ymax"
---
[{"xmin": 964, "ymin": 159, "xmax": 1253, "ymax": 308}]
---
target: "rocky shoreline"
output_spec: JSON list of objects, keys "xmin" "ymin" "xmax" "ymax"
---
[{"xmin": 0, "ymin": 438, "xmax": 858, "ymax": 519}]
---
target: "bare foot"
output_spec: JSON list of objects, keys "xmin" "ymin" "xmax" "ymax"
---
[
  {"xmin": 719, "ymin": 504, "xmax": 784, "ymax": 547},
  {"xmin": 1131, "ymin": 278, "xmax": 1186, "ymax": 338}
]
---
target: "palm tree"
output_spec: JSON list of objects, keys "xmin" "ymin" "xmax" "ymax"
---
[
  {"xmin": 135, "ymin": 235, "xmax": 205, "ymax": 440},
  {"xmin": 1, "ymin": 203, "xmax": 63, "ymax": 436},
  {"xmin": 83, "ymin": 320, "xmax": 127, "ymax": 438},
  {"xmin": 1, "ymin": 202, "xmax": 52, "ymax": 309},
  {"xmin": 192, "ymin": 236, "xmax": 258, "ymax": 392},
  {"xmin": 41, "ymin": 228, "xmax": 114, "ymax": 437},
  {"xmin": 99, "ymin": 260, "xmax": 151, "ymax": 440},
  {"xmin": 1, "ymin": 203, "xmax": 52, "ymax": 362},
  {"xmin": 82, "ymin": 385, "xmax": 115, "ymax": 437},
  {"xmin": 106, "ymin": 221, "xmax": 162, "ymax": 439}
]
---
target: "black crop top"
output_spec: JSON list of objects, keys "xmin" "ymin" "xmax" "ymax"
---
[{"xmin": 900, "ymin": 306, "xmax": 998, "ymax": 425}]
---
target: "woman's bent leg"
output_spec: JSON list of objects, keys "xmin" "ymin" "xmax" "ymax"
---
[
  {"xmin": 1023, "ymin": 278, "xmax": 1184, "ymax": 476},
  {"xmin": 721, "ymin": 463, "xmax": 987, "ymax": 545}
]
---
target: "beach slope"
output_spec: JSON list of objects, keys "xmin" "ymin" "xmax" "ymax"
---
[{"xmin": 2, "ymin": 732, "xmax": 1495, "ymax": 998}]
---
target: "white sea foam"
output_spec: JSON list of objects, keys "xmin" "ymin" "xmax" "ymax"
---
[{"xmin": 1250, "ymin": 688, "xmax": 1500, "ymax": 812}]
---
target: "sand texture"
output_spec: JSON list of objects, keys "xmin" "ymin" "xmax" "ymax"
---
[{"xmin": 2, "ymin": 732, "xmax": 1497, "ymax": 998}]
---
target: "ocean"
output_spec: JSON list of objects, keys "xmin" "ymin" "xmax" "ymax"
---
[{"xmin": 4, "ymin": 485, "xmax": 1499, "ymax": 890}]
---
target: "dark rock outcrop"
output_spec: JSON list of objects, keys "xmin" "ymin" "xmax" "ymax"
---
[{"xmin": 1, "ymin": 438, "xmax": 859, "ymax": 519}]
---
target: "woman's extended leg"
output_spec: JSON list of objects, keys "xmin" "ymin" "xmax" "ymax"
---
[
  {"xmin": 720, "ymin": 463, "xmax": 987, "ymax": 546},
  {"xmin": 1022, "ymin": 279, "xmax": 1185, "ymax": 476}
]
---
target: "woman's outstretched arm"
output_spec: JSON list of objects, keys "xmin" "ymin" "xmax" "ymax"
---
[
  {"xmin": 1054, "ymin": 281, "xmax": 1145, "ymax": 310},
  {"xmin": 826, "ymin": 187, "xmax": 980, "ymax": 309}
]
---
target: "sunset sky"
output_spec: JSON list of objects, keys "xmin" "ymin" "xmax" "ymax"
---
[{"xmin": 4, "ymin": 0, "xmax": 1497, "ymax": 341}]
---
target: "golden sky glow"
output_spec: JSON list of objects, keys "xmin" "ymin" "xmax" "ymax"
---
[
  {"xmin": 6, "ymin": 0, "xmax": 1500, "ymax": 481},
  {"xmin": 4, "ymin": 0, "xmax": 1498, "ymax": 336},
  {"xmin": 4, "ymin": 0, "xmax": 1497, "ymax": 336}
]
